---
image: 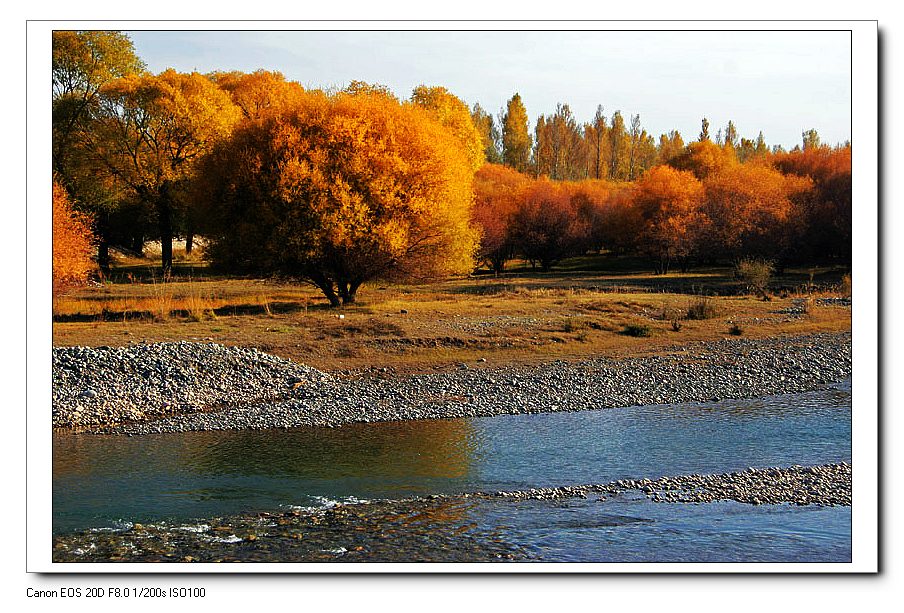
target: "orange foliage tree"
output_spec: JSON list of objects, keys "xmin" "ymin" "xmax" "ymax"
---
[
  {"xmin": 633, "ymin": 165, "xmax": 706, "ymax": 273},
  {"xmin": 701, "ymin": 162, "xmax": 813, "ymax": 261},
  {"xmin": 472, "ymin": 164, "xmax": 532, "ymax": 273},
  {"xmin": 210, "ymin": 69, "xmax": 307, "ymax": 120},
  {"xmin": 508, "ymin": 178, "xmax": 591, "ymax": 271},
  {"xmin": 53, "ymin": 181, "xmax": 95, "ymax": 294},
  {"xmin": 196, "ymin": 89, "xmax": 479, "ymax": 306},
  {"xmin": 770, "ymin": 144, "xmax": 851, "ymax": 262}
]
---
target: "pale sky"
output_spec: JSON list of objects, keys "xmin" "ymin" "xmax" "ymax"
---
[{"xmin": 127, "ymin": 30, "xmax": 852, "ymax": 150}]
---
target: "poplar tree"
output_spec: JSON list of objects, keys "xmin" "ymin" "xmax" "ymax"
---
[{"xmin": 502, "ymin": 93, "xmax": 532, "ymax": 173}]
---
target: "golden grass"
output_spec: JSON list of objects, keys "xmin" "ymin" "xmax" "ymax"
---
[{"xmin": 52, "ymin": 270, "xmax": 852, "ymax": 374}]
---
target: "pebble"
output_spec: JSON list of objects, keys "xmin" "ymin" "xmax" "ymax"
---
[{"xmin": 52, "ymin": 333, "xmax": 852, "ymax": 436}]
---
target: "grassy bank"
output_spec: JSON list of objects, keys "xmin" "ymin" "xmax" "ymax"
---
[{"xmin": 52, "ymin": 252, "xmax": 851, "ymax": 374}]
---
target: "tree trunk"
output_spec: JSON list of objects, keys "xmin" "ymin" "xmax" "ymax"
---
[
  {"xmin": 185, "ymin": 230, "xmax": 194, "ymax": 255},
  {"xmin": 96, "ymin": 211, "xmax": 111, "ymax": 273},
  {"xmin": 130, "ymin": 234, "xmax": 144, "ymax": 255},
  {"xmin": 97, "ymin": 240, "xmax": 110, "ymax": 273},
  {"xmin": 339, "ymin": 280, "xmax": 362, "ymax": 305},
  {"xmin": 158, "ymin": 199, "xmax": 173, "ymax": 276},
  {"xmin": 310, "ymin": 273, "xmax": 341, "ymax": 307}
]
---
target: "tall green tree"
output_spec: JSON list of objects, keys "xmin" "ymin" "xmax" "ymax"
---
[
  {"xmin": 501, "ymin": 93, "xmax": 532, "ymax": 173},
  {"xmin": 470, "ymin": 103, "xmax": 502, "ymax": 164}
]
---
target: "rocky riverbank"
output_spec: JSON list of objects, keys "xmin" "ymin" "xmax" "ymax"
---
[
  {"xmin": 52, "ymin": 463, "xmax": 851, "ymax": 563},
  {"xmin": 52, "ymin": 332, "xmax": 851, "ymax": 435}
]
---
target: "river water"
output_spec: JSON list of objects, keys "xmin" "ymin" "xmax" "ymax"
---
[{"xmin": 53, "ymin": 379, "xmax": 852, "ymax": 563}]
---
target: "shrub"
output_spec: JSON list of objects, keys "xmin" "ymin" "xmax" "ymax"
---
[
  {"xmin": 52, "ymin": 182, "xmax": 95, "ymax": 295},
  {"xmin": 734, "ymin": 257, "xmax": 774, "ymax": 299},
  {"xmin": 728, "ymin": 323, "xmax": 744, "ymax": 336},
  {"xmin": 840, "ymin": 273, "xmax": 852, "ymax": 298},
  {"xmin": 685, "ymin": 295, "xmax": 718, "ymax": 320},
  {"xmin": 621, "ymin": 323, "xmax": 652, "ymax": 337}
]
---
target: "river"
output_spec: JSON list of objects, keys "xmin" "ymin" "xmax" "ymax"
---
[{"xmin": 53, "ymin": 379, "xmax": 851, "ymax": 562}]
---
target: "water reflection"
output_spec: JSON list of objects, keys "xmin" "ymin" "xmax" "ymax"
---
[
  {"xmin": 54, "ymin": 418, "xmax": 475, "ymax": 480},
  {"xmin": 53, "ymin": 381, "xmax": 851, "ymax": 535}
]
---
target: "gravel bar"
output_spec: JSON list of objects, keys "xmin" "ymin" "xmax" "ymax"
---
[
  {"xmin": 52, "ymin": 332, "xmax": 851, "ymax": 435},
  {"xmin": 461, "ymin": 462, "xmax": 852, "ymax": 506}
]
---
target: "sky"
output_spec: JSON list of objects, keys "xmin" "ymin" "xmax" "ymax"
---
[{"xmin": 127, "ymin": 29, "xmax": 852, "ymax": 150}]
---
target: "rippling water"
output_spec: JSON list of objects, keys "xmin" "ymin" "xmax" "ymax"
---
[{"xmin": 53, "ymin": 379, "xmax": 851, "ymax": 562}]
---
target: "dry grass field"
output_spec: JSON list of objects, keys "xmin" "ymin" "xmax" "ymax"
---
[{"xmin": 52, "ymin": 251, "xmax": 851, "ymax": 375}]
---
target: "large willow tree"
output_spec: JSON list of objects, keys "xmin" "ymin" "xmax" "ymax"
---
[{"xmin": 196, "ymin": 89, "xmax": 480, "ymax": 306}]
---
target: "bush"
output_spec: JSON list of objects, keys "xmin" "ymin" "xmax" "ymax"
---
[
  {"xmin": 621, "ymin": 323, "xmax": 652, "ymax": 337},
  {"xmin": 728, "ymin": 323, "xmax": 744, "ymax": 336},
  {"xmin": 685, "ymin": 295, "xmax": 718, "ymax": 320},
  {"xmin": 734, "ymin": 258, "xmax": 774, "ymax": 299},
  {"xmin": 840, "ymin": 273, "xmax": 852, "ymax": 298},
  {"xmin": 52, "ymin": 182, "xmax": 95, "ymax": 295}
]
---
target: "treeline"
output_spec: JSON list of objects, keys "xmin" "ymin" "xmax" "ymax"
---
[
  {"xmin": 473, "ymin": 140, "xmax": 851, "ymax": 274},
  {"xmin": 470, "ymin": 95, "xmax": 823, "ymax": 183},
  {"xmin": 52, "ymin": 31, "xmax": 852, "ymax": 303}
]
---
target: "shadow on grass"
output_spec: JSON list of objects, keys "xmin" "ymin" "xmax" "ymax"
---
[{"xmin": 52, "ymin": 300, "xmax": 320, "ymax": 323}]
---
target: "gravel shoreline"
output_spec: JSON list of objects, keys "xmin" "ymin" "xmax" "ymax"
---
[
  {"xmin": 51, "ymin": 463, "xmax": 851, "ymax": 562},
  {"xmin": 52, "ymin": 332, "xmax": 851, "ymax": 435}
]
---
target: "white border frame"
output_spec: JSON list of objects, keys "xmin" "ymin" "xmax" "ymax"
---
[{"xmin": 26, "ymin": 20, "xmax": 878, "ymax": 574}]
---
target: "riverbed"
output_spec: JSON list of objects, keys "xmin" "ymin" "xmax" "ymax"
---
[{"xmin": 52, "ymin": 379, "xmax": 852, "ymax": 563}]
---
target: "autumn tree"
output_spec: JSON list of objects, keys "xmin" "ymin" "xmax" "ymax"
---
[
  {"xmin": 771, "ymin": 143, "xmax": 851, "ymax": 262},
  {"xmin": 508, "ymin": 179, "xmax": 590, "ymax": 271},
  {"xmin": 209, "ymin": 69, "xmax": 306, "ymax": 120},
  {"xmin": 584, "ymin": 105, "xmax": 610, "ymax": 179},
  {"xmin": 801, "ymin": 128, "xmax": 822, "ymax": 151},
  {"xmin": 411, "ymin": 85, "xmax": 485, "ymax": 171},
  {"xmin": 626, "ymin": 114, "xmax": 657, "ymax": 180},
  {"xmin": 501, "ymin": 93, "xmax": 532, "ymax": 173},
  {"xmin": 52, "ymin": 30, "xmax": 145, "ymax": 269},
  {"xmin": 472, "ymin": 164, "xmax": 531, "ymax": 273},
  {"xmin": 608, "ymin": 111, "xmax": 629, "ymax": 180},
  {"xmin": 657, "ymin": 130, "xmax": 685, "ymax": 165},
  {"xmin": 89, "ymin": 69, "xmax": 242, "ymax": 273},
  {"xmin": 471, "ymin": 103, "xmax": 502, "ymax": 164},
  {"xmin": 534, "ymin": 103, "xmax": 587, "ymax": 181},
  {"xmin": 669, "ymin": 139, "xmax": 737, "ymax": 180},
  {"xmin": 701, "ymin": 163, "xmax": 813, "ymax": 261},
  {"xmin": 567, "ymin": 179, "xmax": 621, "ymax": 252},
  {"xmin": 52, "ymin": 181, "xmax": 95, "ymax": 294},
  {"xmin": 196, "ymin": 89, "xmax": 479, "ymax": 306},
  {"xmin": 723, "ymin": 120, "xmax": 739, "ymax": 150},
  {"xmin": 632, "ymin": 166, "xmax": 706, "ymax": 273},
  {"xmin": 699, "ymin": 117, "xmax": 711, "ymax": 142}
]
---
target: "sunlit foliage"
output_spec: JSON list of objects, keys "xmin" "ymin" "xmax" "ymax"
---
[
  {"xmin": 53, "ymin": 181, "xmax": 95, "ymax": 294},
  {"xmin": 91, "ymin": 69, "xmax": 242, "ymax": 272},
  {"xmin": 196, "ymin": 89, "xmax": 480, "ymax": 306}
]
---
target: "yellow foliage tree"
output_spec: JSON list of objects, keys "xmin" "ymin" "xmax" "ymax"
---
[
  {"xmin": 197, "ymin": 89, "xmax": 479, "ymax": 306},
  {"xmin": 90, "ymin": 69, "xmax": 241, "ymax": 272},
  {"xmin": 53, "ymin": 181, "xmax": 95, "ymax": 294},
  {"xmin": 209, "ymin": 69, "xmax": 306, "ymax": 119},
  {"xmin": 410, "ymin": 85, "xmax": 485, "ymax": 172}
]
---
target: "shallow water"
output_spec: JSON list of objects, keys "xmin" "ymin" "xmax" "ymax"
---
[{"xmin": 53, "ymin": 379, "xmax": 852, "ymax": 562}]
